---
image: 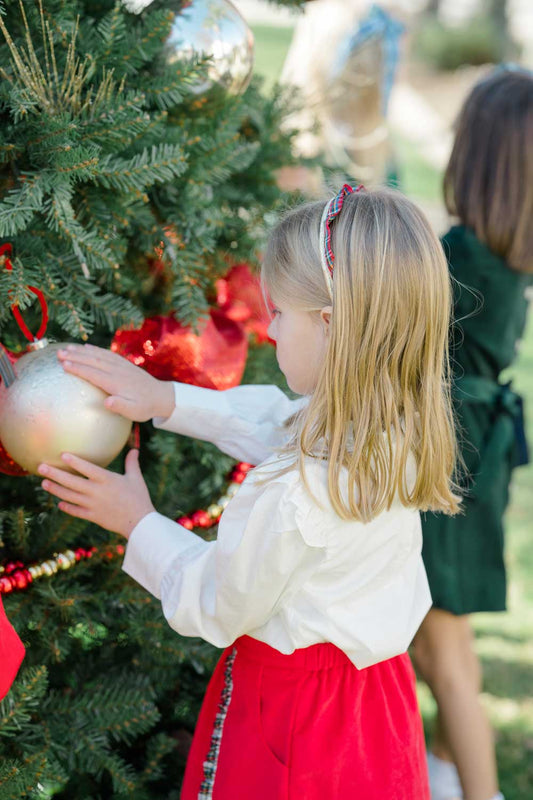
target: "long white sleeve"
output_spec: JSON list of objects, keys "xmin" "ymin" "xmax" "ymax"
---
[
  {"xmin": 153, "ymin": 382, "xmax": 306, "ymax": 463},
  {"xmin": 123, "ymin": 474, "xmax": 326, "ymax": 649}
]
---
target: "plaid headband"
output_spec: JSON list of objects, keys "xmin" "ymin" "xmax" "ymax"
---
[{"xmin": 319, "ymin": 183, "xmax": 365, "ymax": 299}]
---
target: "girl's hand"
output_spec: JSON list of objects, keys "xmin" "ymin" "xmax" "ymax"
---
[
  {"xmin": 57, "ymin": 344, "xmax": 175, "ymax": 422},
  {"xmin": 38, "ymin": 450, "xmax": 155, "ymax": 538}
]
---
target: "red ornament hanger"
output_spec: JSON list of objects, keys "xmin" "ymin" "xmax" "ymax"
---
[{"xmin": 0, "ymin": 243, "xmax": 49, "ymax": 342}]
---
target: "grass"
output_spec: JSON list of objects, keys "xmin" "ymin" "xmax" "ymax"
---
[
  {"xmin": 250, "ymin": 24, "xmax": 295, "ymax": 92},
  {"xmin": 391, "ymin": 134, "xmax": 443, "ymax": 203},
  {"xmin": 251, "ymin": 23, "xmax": 533, "ymax": 797}
]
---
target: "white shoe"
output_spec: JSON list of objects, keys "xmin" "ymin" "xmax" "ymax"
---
[{"xmin": 427, "ymin": 752, "xmax": 463, "ymax": 800}]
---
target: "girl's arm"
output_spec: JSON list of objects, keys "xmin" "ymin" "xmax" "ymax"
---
[
  {"xmin": 154, "ymin": 382, "xmax": 305, "ymax": 463},
  {"xmin": 58, "ymin": 345, "xmax": 305, "ymax": 464}
]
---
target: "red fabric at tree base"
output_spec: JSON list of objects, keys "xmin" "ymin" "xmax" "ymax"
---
[
  {"xmin": 181, "ymin": 636, "xmax": 429, "ymax": 799},
  {"xmin": 0, "ymin": 597, "xmax": 25, "ymax": 700}
]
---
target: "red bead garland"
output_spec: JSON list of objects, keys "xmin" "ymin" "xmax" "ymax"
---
[
  {"xmin": 0, "ymin": 545, "xmax": 125, "ymax": 595},
  {"xmin": 1, "ymin": 462, "xmax": 254, "ymax": 594},
  {"xmin": 176, "ymin": 462, "xmax": 253, "ymax": 531}
]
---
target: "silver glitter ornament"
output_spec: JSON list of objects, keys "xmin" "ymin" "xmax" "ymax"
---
[
  {"xmin": 0, "ymin": 341, "xmax": 132, "ymax": 475},
  {"xmin": 163, "ymin": 0, "xmax": 254, "ymax": 95}
]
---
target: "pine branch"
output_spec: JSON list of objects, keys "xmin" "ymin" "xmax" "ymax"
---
[
  {"xmin": 45, "ymin": 184, "xmax": 119, "ymax": 272},
  {"xmin": 194, "ymin": 136, "xmax": 260, "ymax": 185},
  {"xmin": 0, "ymin": 173, "xmax": 47, "ymax": 237},
  {"xmin": 143, "ymin": 56, "xmax": 211, "ymax": 110},
  {"xmin": 50, "ymin": 280, "xmax": 144, "ymax": 336},
  {"xmin": 23, "ymin": 115, "xmax": 79, "ymax": 156},
  {"xmin": 95, "ymin": 143, "xmax": 187, "ymax": 192},
  {"xmin": 120, "ymin": 9, "xmax": 175, "ymax": 74},
  {"xmin": 96, "ymin": 2, "xmax": 126, "ymax": 63},
  {"xmin": 0, "ymin": 754, "xmax": 51, "ymax": 800},
  {"xmin": 0, "ymin": 666, "xmax": 48, "ymax": 739},
  {"xmin": 0, "ymin": 760, "xmax": 26, "ymax": 800},
  {"xmin": 80, "ymin": 108, "xmax": 167, "ymax": 150},
  {"xmin": 141, "ymin": 733, "xmax": 177, "ymax": 783},
  {"xmin": 43, "ymin": 677, "xmax": 159, "ymax": 744},
  {"xmin": 0, "ymin": 142, "xmax": 22, "ymax": 164},
  {"xmin": 171, "ymin": 271, "xmax": 210, "ymax": 329},
  {"xmin": 0, "ymin": 257, "xmax": 39, "ymax": 314}
]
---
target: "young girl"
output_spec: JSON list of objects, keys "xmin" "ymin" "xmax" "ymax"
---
[
  {"xmin": 412, "ymin": 67, "xmax": 533, "ymax": 800},
  {"xmin": 39, "ymin": 186, "xmax": 459, "ymax": 799}
]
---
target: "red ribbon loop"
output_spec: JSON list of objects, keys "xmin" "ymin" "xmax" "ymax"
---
[{"xmin": 0, "ymin": 243, "xmax": 48, "ymax": 342}]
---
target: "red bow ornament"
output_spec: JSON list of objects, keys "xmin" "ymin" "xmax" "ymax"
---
[
  {"xmin": 0, "ymin": 596, "xmax": 25, "ymax": 699},
  {"xmin": 112, "ymin": 308, "xmax": 248, "ymax": 390},
  {"xmin": 216, "ymin": 263, "xmax": 273, "ymax": 344}
]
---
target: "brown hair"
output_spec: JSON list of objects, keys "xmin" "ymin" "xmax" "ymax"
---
[
  {"xmin": 262, "ymin": 187, "xmax": 460, "ymax": 523},
  {"xmin": 444, "ymin": 67, "xmax": 533, "ymax": 273}
]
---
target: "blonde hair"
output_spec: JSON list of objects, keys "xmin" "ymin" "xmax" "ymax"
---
[
  {"xmin": 444, "ymin": 67, "xmax": 533, "ymax": 274},
  {"xmin": 262, "ymin": 187, "xmax": 460, "ymax": 523}
]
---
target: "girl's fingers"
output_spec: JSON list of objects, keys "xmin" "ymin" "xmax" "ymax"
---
[
  {"xmin": 60, "ymin": 453, "xmax": 109, "ymax": 481},
  {"xmin": 37, "ymin": 463, "xmax": 90, "ymax": 491},
  {"xmin": 75, "ymin": 344, "xmax": 107, "ymax": 356},
  {"xmin": 58, "ymin": 344, "xmax": 107, "ymax": 362},
  {"xmin": 59, "ymin": 351, "xmax": 114, "ymax": 373},
  {"xmin": 62, "ymin": 344, "xmax": 134, "ymax": 372},
  {"xmin": 104, "ymin": 395, "xmax": 137, "ymax": 417},
  {"xmin": 59, "ymin": 343, "xmax": 112, "ymax": 361},
  {"xmin": 41, "ymin": 479, "xmax": 90, "ymax": 507},
  {"xmin": 57, "ymin": 501, "xmax": 94, "ymax": 521},
  {"xmin": 61, "ymin": 360, "xmax": 116, "ymax": 390},
  {"xmin": 124, "ymin": 448, "xmax": 141, "ymax": 474},
  {"xmin": 58, "ymin": 347, "xmax": 123, "ymax": 378}
]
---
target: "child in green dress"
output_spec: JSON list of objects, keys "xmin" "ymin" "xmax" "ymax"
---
[{"xmin": 412, "ymin": 67, "xmax": 533, "ymax": 800}]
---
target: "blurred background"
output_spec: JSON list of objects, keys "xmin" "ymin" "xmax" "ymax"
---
[{"xmin": 237, "ymin": 0, "xmax": 533, "ymax": 229}]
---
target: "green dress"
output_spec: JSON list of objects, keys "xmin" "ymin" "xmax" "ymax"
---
[{"xmin": 422, "ymin": 225, "xmax": 532, "ymax": 614}]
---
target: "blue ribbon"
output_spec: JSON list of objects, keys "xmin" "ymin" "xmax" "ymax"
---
[{"xmin": 331, "ymin": 4, "xmax": 405, "ymax": 115}]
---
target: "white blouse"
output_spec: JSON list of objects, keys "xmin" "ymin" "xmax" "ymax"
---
[{"xmin": 123, "ymin": 383, "xmax": 431, "ymax": 669}]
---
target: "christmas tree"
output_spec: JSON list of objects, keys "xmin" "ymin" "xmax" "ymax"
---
[{"xmin": 0, "ymin": 1, "xmax": 304, "ymax": 796}]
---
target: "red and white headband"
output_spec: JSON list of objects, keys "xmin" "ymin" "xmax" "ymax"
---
[{"xmin": 319, "ymin": 183, "xmax": 365, "ymax": 299}]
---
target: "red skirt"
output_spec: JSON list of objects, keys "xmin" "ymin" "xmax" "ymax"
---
[{"xmin": 181, "ymin": 636, "xmax": 429, "ymax": 800}]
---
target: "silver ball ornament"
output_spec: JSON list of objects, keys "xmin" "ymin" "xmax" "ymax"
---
[
  {"xmin": 164, "ymin": 0, "xmax": 254, "ymax": 95},
  {"xmin": 0, "ymin": 341, "xmax": 132, "ymax": 475}
]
